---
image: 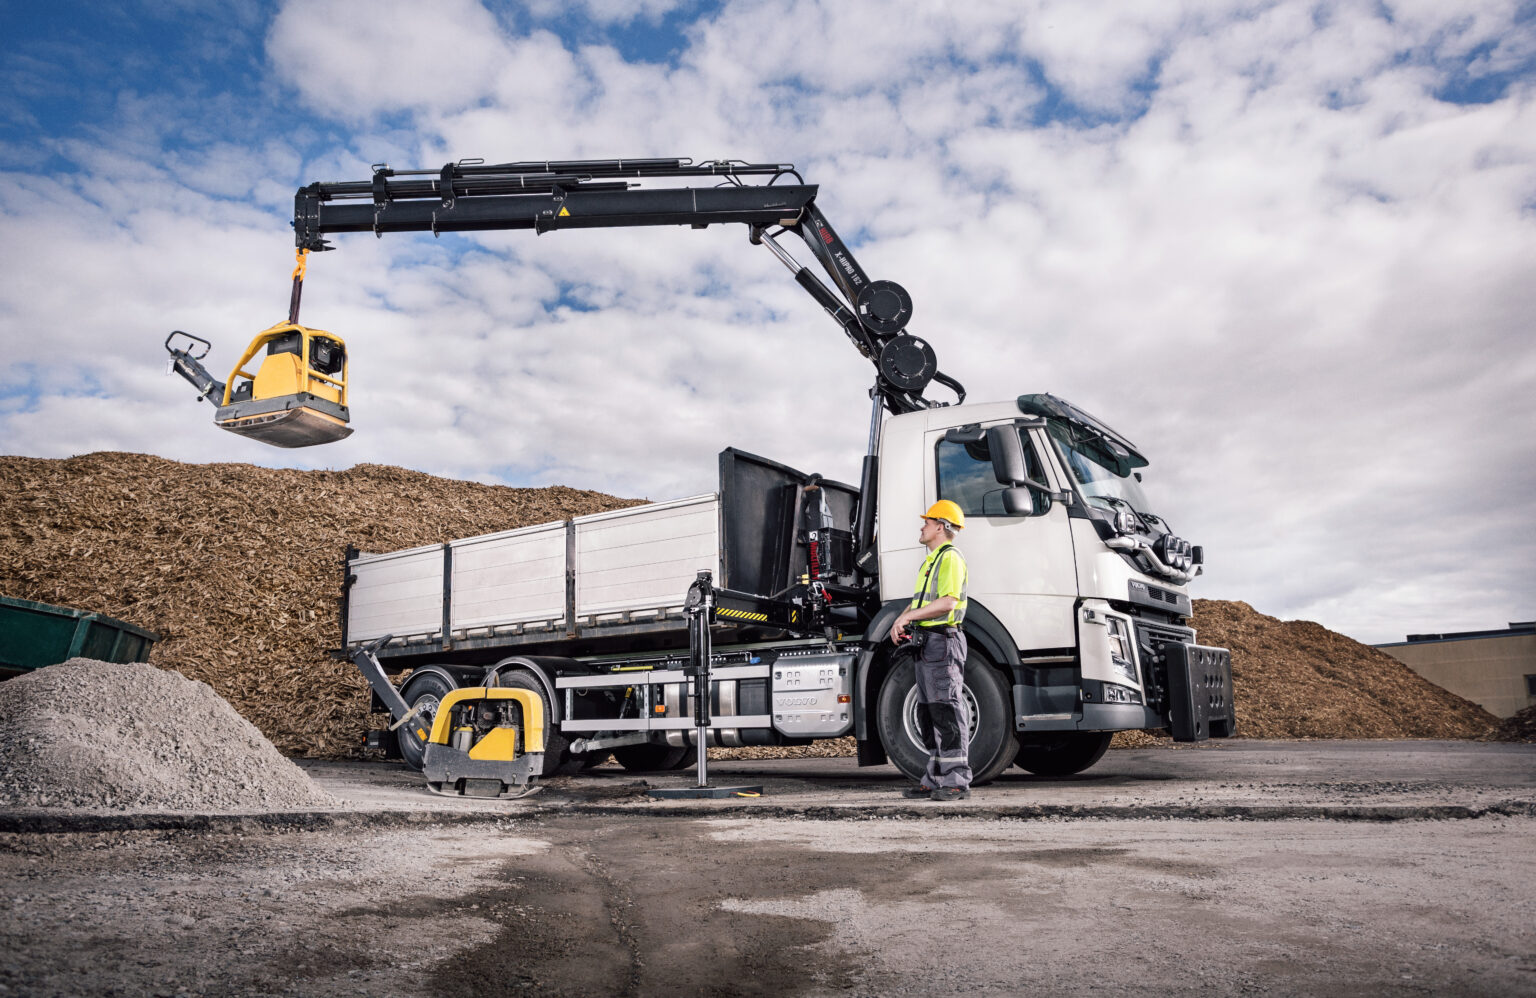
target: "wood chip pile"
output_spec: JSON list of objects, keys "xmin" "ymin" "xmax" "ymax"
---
[
  {"xmin": 1493, "ymin": 705, "xmax": 1536, "ymax": 743},
  {"xmin": 0, "ymin": 452, "xmax": 1500, "ymax": 761},
  {"xmin": 0, "ymin": 452, "xmax": 640, "ymax": 757},
  {"xmin": 1188, "ymin": 599, "xmax": 1498, "ymax": 740}
]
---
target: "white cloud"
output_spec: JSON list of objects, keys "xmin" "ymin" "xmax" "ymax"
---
[
  {"xmin": 265, "ymin": 0, "xmax": 513, "ymax": 121},
  {"xmin": 2, "ymin": 0, "xmax": 1533, "ymax": 642}
]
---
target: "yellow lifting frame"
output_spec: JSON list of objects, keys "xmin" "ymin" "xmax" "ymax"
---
[
  {"xmin": 426, "ymin": 687, "xmax": 546, "ymax": 756},
  {"xmin": 220, "ymin": 321, "xmax": 349, "ymax": 406}
]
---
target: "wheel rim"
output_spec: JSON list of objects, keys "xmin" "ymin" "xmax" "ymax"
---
[
  {"xmin": 900, "ymin": 682, "xmax": 979, "ymax": 752},
  {"xmin": 407, "ymin": 693, "xmax": 441, "ymax": 747}
]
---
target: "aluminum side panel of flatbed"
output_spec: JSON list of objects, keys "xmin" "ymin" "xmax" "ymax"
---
[
  {"xmin": 451, "ymin": 522, "xmax": 567, "ymax": 630},
  {"xmin": 346, "ymin": 494, "xmax": 722, "ymax": 652},
  {"xmin": 574, "ymin": 495, "xmax": 721, "ymax": 616},
  {"xmin": 347, "ymin": 544, "xmax": 444, "ymax": 644}
]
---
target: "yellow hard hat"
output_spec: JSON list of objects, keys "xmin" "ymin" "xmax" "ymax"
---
[{"xmin": 922, "ymin": 500, "xmax": 965, "ymax": 529}]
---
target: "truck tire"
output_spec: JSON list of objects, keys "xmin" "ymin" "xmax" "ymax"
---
[
  {"xmin": 613, "ymin": 743, "xmax": 690, "ymax": 772},
  {"xmin": 876, "ymin": 650, "xmax": 1017, "ymax": 786},
  {"xmin": 396, "ymin": 671, "xmax": 455, "ymax": 773},
  {"xmin": 1014, "ymin": 732, "xmax": 1113, "ymax": 776},
  {"xmin": 494, "ymin": 669, "xmax": 579, "ymax": 777}
]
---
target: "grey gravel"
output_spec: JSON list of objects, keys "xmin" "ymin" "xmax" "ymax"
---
[{"xmin": 0, "ymin": 659, "xmax": 331, "ymax": 812}]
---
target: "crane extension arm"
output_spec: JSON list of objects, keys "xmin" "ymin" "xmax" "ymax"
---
[{"xmin": 291, "ymin": 157, "xmax": 965, "ymax": 415}]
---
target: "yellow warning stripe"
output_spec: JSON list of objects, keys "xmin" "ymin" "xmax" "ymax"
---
[{"xmin": 717, "ymin": 607, "xmax": 769, "ymax": 622}]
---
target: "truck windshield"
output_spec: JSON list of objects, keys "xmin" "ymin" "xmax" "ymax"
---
[{"xmin": 1047, "ymin": 421, "xmax": 1153, "ymax": 513}]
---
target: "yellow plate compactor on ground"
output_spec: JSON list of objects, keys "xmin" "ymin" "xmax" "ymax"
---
[{"xmin": 352, "ymin": 637, "xmax": 544, "ymax": 799}]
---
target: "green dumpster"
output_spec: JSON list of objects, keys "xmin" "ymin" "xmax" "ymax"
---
[{"xmin": 0, "ymin": 596, "xmax": 160, "ymax": 678}]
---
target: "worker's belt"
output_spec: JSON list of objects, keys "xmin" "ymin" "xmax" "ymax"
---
[{"xmin": 915, "ymin": 624, "xmax": 959, "ymax": 635}]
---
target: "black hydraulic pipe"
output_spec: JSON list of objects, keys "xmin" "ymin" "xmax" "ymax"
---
[
  {"xmin": 793, "ymin": 203, "xmax": 873, "ymax": 324},
  {"xmin": 793, "ymin": 269, "xmax": 877, "ymax": 359}
]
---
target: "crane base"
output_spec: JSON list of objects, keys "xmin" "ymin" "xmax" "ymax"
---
[{"xmin": 647, "ymin": 785, "xmax": 763, "ymax": 799}]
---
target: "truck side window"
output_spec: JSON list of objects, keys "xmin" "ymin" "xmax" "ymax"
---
[{"xmin": 936, "ymin": 428, "xmax": 1049, "ymax": 517}]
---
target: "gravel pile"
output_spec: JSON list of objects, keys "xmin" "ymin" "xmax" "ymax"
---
[{"xmin": 0, "ymin": 659, "xmax": 332, "ymax": 811}]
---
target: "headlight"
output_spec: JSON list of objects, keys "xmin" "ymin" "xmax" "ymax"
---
[
  {"xmin": 1105, "ymin": 617, "xmax": 1138, "ymax": 684},
  {"xmin": 1115, "ymin": 509, "xmax": 1137, "ymax": 535}
]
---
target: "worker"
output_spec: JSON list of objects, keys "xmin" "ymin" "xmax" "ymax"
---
[{"xmin": 889, "ymin": 500, "xmax": 971, "ymax": 801}]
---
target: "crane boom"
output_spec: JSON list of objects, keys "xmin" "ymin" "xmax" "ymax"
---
[{"xmin": 292, "ymin": 157, "xmax": 965, "ymax": 414}]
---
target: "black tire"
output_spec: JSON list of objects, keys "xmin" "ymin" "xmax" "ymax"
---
[
  {"xmin": 493, "ymin": 669, "xmax": 575, "ymax": 777},
  {"xmin": 578, "ymin": 751, "xmax": 612, "ymax": 769},
  {"xmin": 613, "ymin": 742, "xmax": 690, "ymax": 772},
  {"xmin": 395, "ymin": 671, "xmax": 455, "ymax": 772},
  {"xmin": 875, "ymin": 648, "xmax": 1018, "ymax": 786},
  {"xmin": 1014, "ymin": 732, "xmax": 1113, "ymax": 776},
  {"xmin": 664, "ymin": 746, "xmax": 697, "ymax": 771}
]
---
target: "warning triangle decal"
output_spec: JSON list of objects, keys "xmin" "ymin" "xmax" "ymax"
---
[{"xmin": 558, "ymin": 206, "xmax": 570, "ymax": 217}]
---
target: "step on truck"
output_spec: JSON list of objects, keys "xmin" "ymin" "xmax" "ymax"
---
[{"xmin": 276, "ymin": 157, "xmax": 1234, "ymax": 783}]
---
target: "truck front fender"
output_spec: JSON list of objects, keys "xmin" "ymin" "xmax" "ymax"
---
[{"xmin": 855, "ymin": 597, "xmax": 1021, "ymax": 751}]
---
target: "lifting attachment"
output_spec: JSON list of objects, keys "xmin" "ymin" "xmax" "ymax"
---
[{"xmin": 164, "ymin": 248, "xmax": 352, "ymax": 448}]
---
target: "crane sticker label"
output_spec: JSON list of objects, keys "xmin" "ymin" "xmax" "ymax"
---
[{"xmin": 558, "ymin": 206, "xmax": 570, "ymax": 217}]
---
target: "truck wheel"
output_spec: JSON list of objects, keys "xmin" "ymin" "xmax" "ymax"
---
[
  {"xmin": 875, "ymin": 650, "xmax": 1018, "ymax": 786},
  {"xmin": 1014, "ymin": 732, "xmax": 1113, "ymax": 776},
  {"xmin": 494, "ymin": 669, "xmax": 577, "ymax": 777},
  {"xmin": 613, "ymin": 743, "xmax": 690, "ymax": 772},
  {"xmin": 396, "ymin": 672, "xmax": 454, "ymax": 772}
]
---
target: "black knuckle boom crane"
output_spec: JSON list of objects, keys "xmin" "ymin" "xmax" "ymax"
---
[{"xmin": 167, "ymin": 155, "xmax": 957, "ymax": 582}]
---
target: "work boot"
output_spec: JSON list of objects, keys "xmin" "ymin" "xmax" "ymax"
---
[
  {"xmin": 929, "ymin": 786, "xmax": 971, "ymax": 802},
  {"xmin": 900, "ymin": 784, "xmax": 934, "ymax": 799}
]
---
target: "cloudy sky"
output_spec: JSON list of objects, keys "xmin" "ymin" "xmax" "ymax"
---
[{"xmin": 3, "ymin": 1, "xmax": 1533, "ymax": 644}]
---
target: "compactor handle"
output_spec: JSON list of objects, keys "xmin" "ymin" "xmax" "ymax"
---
[{"xmin": 165, "ymin": 330, "xmax": 211, "ymax": 360}]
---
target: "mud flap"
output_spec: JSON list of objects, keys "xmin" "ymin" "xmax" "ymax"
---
[{"xmin": 1164, "ymin": 643, "xmax": 1235, "ymax": 741}]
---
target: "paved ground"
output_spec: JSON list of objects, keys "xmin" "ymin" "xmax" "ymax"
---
[{"xmin": 2, "ymin": 741, "xmax": 1533, "ymax": 997}]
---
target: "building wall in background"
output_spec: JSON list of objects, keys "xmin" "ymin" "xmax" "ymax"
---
[{"xmin": 1375, "ymin": 625, "xmax": 1535, "ymax": 718}]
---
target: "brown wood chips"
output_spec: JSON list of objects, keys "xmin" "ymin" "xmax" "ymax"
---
[{"xmin": 0, "ymin": 452, "xmax": 1499, "ymax": 759}]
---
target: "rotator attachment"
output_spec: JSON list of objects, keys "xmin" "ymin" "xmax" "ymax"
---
[{"xmin": 288, "ymin": 247, "xmax": 308, "ymax": 325}]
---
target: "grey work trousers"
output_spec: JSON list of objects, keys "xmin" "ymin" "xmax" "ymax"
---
[{"xmin": 914, "ymin": 627, "xmax": 972, "ymax": 789}]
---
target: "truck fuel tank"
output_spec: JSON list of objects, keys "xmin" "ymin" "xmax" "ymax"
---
[{"xmin": 769, "ymin": 652, "xmax": 856, "ymax": 739}]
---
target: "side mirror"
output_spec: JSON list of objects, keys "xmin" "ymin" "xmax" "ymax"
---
[
  {"xmin": 986, "ymin": 424, "xmax": 1027, "ymax": 485},
  {"xmin": 1001, "ymin": 487, "xmax": 1043, "ymax": 515}
]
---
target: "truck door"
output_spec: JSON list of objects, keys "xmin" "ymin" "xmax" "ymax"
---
[{"xmin": 924, "ymin": 422, "xmax": 1079, "ymax": 650}]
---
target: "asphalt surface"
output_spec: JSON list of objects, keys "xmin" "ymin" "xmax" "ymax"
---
[{"xmin": 2, "ymin": 741, "xmax": 1533, "ymax": 997}]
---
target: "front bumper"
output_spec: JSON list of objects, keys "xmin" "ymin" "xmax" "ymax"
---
[{"xmin": 1163, "ymin": 642, "xmax": 1235, "ymax": 741}]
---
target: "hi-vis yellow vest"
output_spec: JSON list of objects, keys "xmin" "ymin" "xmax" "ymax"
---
[{"xmin": 910, "ymin": 544, "xmax": 968, "ymax": 627}]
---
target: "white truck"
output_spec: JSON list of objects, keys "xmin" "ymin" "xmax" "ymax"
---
[{"xmin": 302, "ymin": 157, "xmax": 1232, "ymax": 784}]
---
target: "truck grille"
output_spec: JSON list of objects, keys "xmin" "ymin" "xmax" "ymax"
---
[
  {"xmin": 1127, "ymin": 580, "xmax": 1192, "ymax": 617},
  {"xmin": 1133, "ymin": 619, "xmax": 1194, "ymax": 712}
]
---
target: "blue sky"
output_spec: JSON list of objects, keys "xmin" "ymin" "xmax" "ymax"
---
[{"xmin": 2, "ymin": 0, "xmax": 1535, "ymax": 644}]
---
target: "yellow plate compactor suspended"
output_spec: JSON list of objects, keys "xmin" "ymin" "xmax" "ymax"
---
[{"xmin": 164, "ymin": 250, "xmax": 352, "ymax": 448}]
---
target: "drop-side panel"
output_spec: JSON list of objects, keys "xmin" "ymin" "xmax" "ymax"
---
[
  {"xmin": 348, "ymin": 544, "xmax": 443, "ymax": 643},
  {"xmin": 574, "ymin": 495, "xmax": 720, "ymax": 617},
  {"xmin": 450, "ymin": 522, "xmax": 567, "ymax": 630}
]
